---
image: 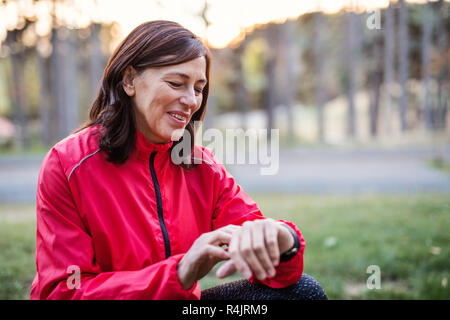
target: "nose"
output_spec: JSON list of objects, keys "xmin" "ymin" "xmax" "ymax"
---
[{"xmin": 179, "ymin": 89, "xmax": 197, "ymax": 110}]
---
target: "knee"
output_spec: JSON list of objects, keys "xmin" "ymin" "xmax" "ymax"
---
[{"xmin": 288, "ymin": 273, "xmax": 328, "ymax": 300}]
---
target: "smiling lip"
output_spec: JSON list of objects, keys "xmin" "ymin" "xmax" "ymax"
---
[{"xmin": 167, "ymin": 111, "xmax": 189, "ymax": 124}]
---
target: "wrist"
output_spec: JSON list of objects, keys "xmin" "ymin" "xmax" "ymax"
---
[
  {"xmin": 177, "ymin": 257, "xmax": 195, "ymax": 290},
  {"xmin": 277, "ymin": 222, "xmax": 295, "ymax": 254},
  {"xmin": 278, "ymin": 223, "xmax": 300, "ymax": 262}
]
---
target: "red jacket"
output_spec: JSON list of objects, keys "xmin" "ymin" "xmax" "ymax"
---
[{"xmin": 30, "ymin": 124, "xmax": 305, "ymax": 299}]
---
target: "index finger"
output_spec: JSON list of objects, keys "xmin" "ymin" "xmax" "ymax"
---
[
  {"xmin": 264, "ymin": 221, "xmax": 280, "ymax": 266},
  {"xmin": 216, "ymin": 224, "xmax": 241, "ymax": 234}
]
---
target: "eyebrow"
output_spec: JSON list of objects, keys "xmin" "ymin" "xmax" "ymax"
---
[{"xmin": 165, "ymin": 72, "xmax": 207, "ymax": 84}]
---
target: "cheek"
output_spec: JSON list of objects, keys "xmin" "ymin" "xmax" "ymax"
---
[
  {"xmin": 140, "ymin": 92, "xmax": 167, "ymax": 118},
  {"xmin": 196, "ymin": 96, "xmax": 203, "ymax": 108},
  {"xmin": 134, "ymin": 89, "xmax": 152, "ymax": 115},
  {"xmin": 192, "ymin": 99, "xmax": 203, "ymax": 117}
]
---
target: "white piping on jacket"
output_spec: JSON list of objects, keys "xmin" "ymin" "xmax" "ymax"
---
[{"xmin": 68, "ymin": 148, "xmax": 101, "ymax": 182}]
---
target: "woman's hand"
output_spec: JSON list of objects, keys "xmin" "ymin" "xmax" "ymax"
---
[
  {"xmin": 177, "ymin": 225, "xmax": 240, "ymax": 290},
  {"xmin": 216, "ymin": 219, "xmax": 294, "ymax": 281}
]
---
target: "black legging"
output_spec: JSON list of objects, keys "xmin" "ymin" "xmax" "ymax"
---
[{"xmin": 201, "ymin": 274, "xmax": 327, "ymax": 300}]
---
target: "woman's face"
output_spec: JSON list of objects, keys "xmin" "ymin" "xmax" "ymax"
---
[{"xmin": 124, "ymin": 56, "xmax": 207, "ymax": 144}]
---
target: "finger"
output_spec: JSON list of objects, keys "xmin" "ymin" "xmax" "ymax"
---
[
  {"xmin": 240, "ymin": 223, "xmax": 267, "ymax": 280},
  {"xmin": 216, "ymin": 260, "xmax": 236, "ymax": 279},
  {"xmin": 204, "ymin": 245, "xmax": 230, "ymax": 261},
  {"xmin": 220, "ymin": 224, "xmax": 241, "ymax": 232},
  {"xmin": 264, "ymin": 221, "xmax": 280, "ymax": 267},
  {"xmin": 206, "ymin": 231, "xmax": 233, "ymax": 246},
  {"xmin": 228, "ymin": 231, "xmax": 252, "ymax": 280},
  {"xmin": 252, "ymin": 221, "xmax": 276, "ymax": 278},
  {"xmin": 211, "ymin": 225, "xmax": 241, "ymax": 247}
]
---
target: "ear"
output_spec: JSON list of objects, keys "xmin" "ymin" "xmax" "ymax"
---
[{"xmin": 122, "ymin": 66, "xmax": 137, "ymax": 96}]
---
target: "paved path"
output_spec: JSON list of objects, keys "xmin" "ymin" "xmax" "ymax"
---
[
  {"xmin": 0, "ymin": 145, "xmax": 449, "ymax": 204},
  {"xmin": 226, "ymin": 145, "xmax": 450, "ymax": 194},
  {"xmin": 0, "ymin": 155, "xmax": 44, "ymax": 204}
]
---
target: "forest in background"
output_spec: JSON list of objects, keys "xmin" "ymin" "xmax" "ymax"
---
[{"xmin": 0, "ymin": 0, "xmax": 448, "ymax": 150}]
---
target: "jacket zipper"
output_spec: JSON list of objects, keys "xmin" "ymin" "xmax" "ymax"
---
[{"xmin": 149, "ymin": 151, "xmax": 171, "ymax": 259}]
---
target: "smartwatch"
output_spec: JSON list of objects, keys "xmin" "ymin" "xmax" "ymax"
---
[{"xmin": 279, "ymin": 223, "xmax": 301, "ymax": 262}]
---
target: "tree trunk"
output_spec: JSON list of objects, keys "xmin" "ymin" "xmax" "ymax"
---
[
  {"xmin": 436, "ymin": 0, "xmax": 448, "ymax": 130},
  {"xmin": 346, "ymin": 11, "xmax": 358, "ymax": 138},
  {"xmin": 7, "ymin": 30, "xmax": 29, "ymax": 149},
  {"xmin": 383, "ymin": 2, "xmax": 394, "ymax": 135},
  {"xmin": 36, "ymin": 49, "xmax": 51, "ymax": 146},
  {"xmin": 50, "ymin": 27, "xmax": 64, "ymax": 142},
  {"xmin": 265, "ymin": 26, "xmax": 277, "ymax": 141},
  {"xmin": 281, "ymin": 19, "xmax": 296, "ymax": 143},
  {"xmin": 314, "ymin": 12, "xmax": 325, "ymax": 143},
  {"xmin": 421, "ymin": 0, "xmax": 433, "ymax": 131},
  {"xmin": 235, "ymin": 44, "xmax": 248, "ymax": 130},
  {"xmin": 398, "ymin": 0, "xmax": 409, "ymax": 131},
  {"xmin": 60, "ymin": 29, "xmax": 80, "ymax": 135},
  {"xmin": 203, "ymin": 87, "xmax": 217, "ymax": 130},
  {"xmin": 369, "ymin": 36, "xmax": 382, "ymax": 137},
  {"xmin": 89, "ymin": 23, "xmax": 104, "ymax": 105}
]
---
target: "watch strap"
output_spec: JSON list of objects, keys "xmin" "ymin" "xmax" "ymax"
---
[{"xmin": 279, "ymin": 223, "xmax": 301, "ymax": 262}]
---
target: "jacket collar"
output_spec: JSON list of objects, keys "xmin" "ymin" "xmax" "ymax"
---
[{"xmin": 134, "ymin": 129, "xmax": 173, "ymax": 158}]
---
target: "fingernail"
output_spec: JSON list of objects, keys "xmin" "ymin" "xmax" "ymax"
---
[
  {"xmin": 243, "ymin": 270, "xmax": 252, "ymax": 279},
  {"xmin": 269, "ymin": 269, "xmax": 276, "ymax": 278}
]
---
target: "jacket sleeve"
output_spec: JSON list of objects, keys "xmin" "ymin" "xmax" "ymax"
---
[
  {"xmin": 204, "ymin": 148, "xmax": 305, "ymax": 289},
  {"xmin": 31, "ymin": 148, "xmax": 200, "ymax": 300}
]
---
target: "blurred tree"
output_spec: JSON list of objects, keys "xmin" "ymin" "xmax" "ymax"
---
[
  {"xmin": 398, "ymin": 0, "xmax": 409, "ymax": 131},
  {"xmin": 49, "ymin": 26, "xmax": 63, "ymax": 143},
  {"xmin": 345, "ymin": 10, "xmax": 360, "ymax": 138},
  {"xmin": 88, "ymin": 23, "xmax": 103, "ymax": 104},
  {"xmin": 296, "ymin": 13, "xmax": 317, "ymax": 108},
  {"xmin": 280, "ymin": 19, "xmax": 296, "ymax": 142},
  {"xmin": 436, "ymin": 0, "xmax": 448, "ymax": 130},
  {"xmin": 241, "ymin": 37, "xmax": 267, "ymax": 116},
  {"xmin": 314, "ymin": 11, "xmax": 325, "ymax": 143},
  {"xmin": 49, "ymin": 0, "xmax": 79, "ymax": 140},
  {"xmin": 0, "ymin": 0, "xmax": 112, "ymax": 147},
  {"xmin": 421, "ymin": 0, "xmax": 433, "ymax": 131},
  {"xmin": 36, "ymin": 44, "xmax": 51, "ymax": 146},
  {"xmin": 60, "ymin": 28, "xmax": 80, "ymax": 137},
  {"xmin": 368, "ymin": 32, "xmax": 382, "ymax": 137},
  {"xmin": 233, "ymin": 43, "xmax": 249, "ymax": 130},
  {"xmin": 5, "ymin": 24, "xmax": 31, "ymax": 149},
  {"xmin": 264, "ymin": 25, "xmax": 277, "ymax": 140},
  {"xmin": 383, "ymin": 1, "xmax": 395, "ymax": 136},
  {"xmin": 200, "ymin": 0, "xmax": 218, "ymax": 130}
]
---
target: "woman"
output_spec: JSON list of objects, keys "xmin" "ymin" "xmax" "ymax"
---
[{"xmin": 30, "ymin": 20, "xmax": 326, "ymax": 300}]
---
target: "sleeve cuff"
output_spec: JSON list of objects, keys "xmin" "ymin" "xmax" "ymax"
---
[
  {"xmin": 167, "ymin": 254, "xmax": 201, "ymax": 300},
  {"xmin": 249, "ymin": 220, "xmax": 304, "ymax": 289}
]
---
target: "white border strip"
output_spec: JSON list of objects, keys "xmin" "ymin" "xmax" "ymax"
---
[{"xmin": 68, "ymin": 149, "xmax": 101, "ymax": 182}]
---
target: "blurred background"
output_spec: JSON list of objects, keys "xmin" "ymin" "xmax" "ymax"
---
[{"xmin": 0, "ymin": 0, "xmax": 449, "ymax": 299}]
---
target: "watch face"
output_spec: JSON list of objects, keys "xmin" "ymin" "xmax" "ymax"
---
[
  {"xmin": 286, "ymin": 247, "xmax": 298, "ymax": 256},
  {"xmin": 279, "ymin": 223, "xmax": 301, "ymax": 262},
  {"xmin": 280, "ymin": 246, "xmax": 299, "ymax": 262}
]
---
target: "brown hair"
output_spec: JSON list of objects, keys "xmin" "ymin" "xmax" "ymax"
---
[{"xmin": 77, "ymin": 20, "xmax": 211, "ymax": 168}]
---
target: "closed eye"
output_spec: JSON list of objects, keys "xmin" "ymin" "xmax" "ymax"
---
[
  {"xmin": 167, "ymin": 80, "xmax": 203, "ymax": 95},
  {"xmin": 167, "ymin": 81, "xmax": 182, "ymax": 88},
  {"xmin": 194, "ymin": 87, "xmax": 204, "ymax": 94}
]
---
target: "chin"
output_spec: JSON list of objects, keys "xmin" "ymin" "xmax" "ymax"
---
[{"xmin": 170, "ymin": 128, "xmax": 185, "ymax": 141}]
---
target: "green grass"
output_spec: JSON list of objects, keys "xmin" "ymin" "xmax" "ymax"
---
[
  {"xmin": 200, "ymin": 193, "xmax": 450, "ymax": 300},
  {"xmin": 1, "ymin": 194, "xmax": 449, "ymax": 299},
  {"xmin": 0, "ymin": 204, "xmax": 37, "ymax": 299}
]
